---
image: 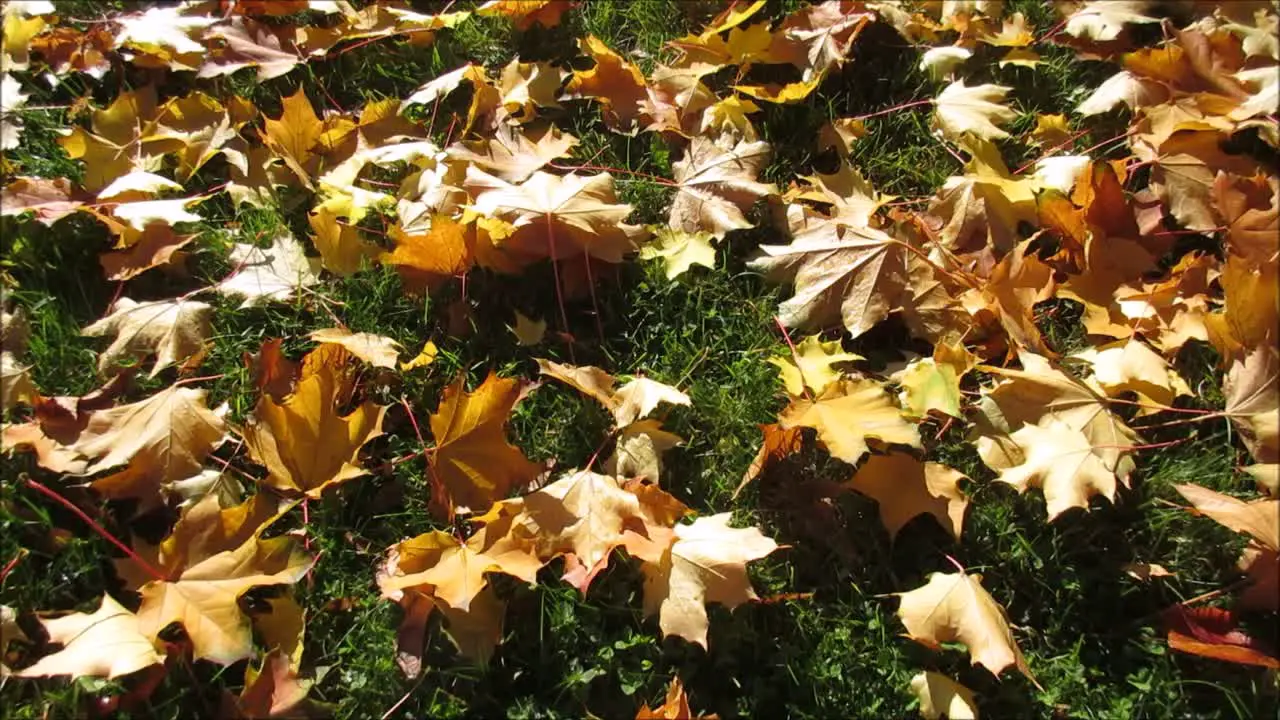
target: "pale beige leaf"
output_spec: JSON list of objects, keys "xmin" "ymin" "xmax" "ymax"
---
[
  {"xmin": 217, "ymin": 230, "xmax": 322, "ymax": 308},
  {"xmin": 18, "ymin": 595, "xmax": 162, "ymax": 679},
  {"xmin": 309, "ymin": 328, "xmax": 402, "ymax": 369},
  {"xmin": 82, "ymin": 296, "xmax": 212, "ymax": 378},
  {"xmin": 641, "ymin": 513, "xmax": 778, "ymax": 648},
  {"xmin": 896, "ymin": 571, "xmax": 1037, "ymax": 684},
  {"xmin": 933, "ymin": 80, "xmax": 1017, "ymax": 141},
  {"xmin": 910, "ymin": 671, "xmax": 978, "ymax": 720}
]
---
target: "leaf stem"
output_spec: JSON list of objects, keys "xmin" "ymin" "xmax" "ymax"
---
[
  {"xmin": 773, "ymin": 316, "xmax": 814, "ymax": 401},
  {"xmin": 24, "ymin": 477, "xmax": 166, "ymax": 583},
  {"xmin": 849, "ymin": 98, "xmax": 934, "ymax": 123}
]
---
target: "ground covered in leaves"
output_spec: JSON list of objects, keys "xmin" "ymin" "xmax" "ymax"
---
[{"xmin": 1, "ymin": 1, "xmax": 1278, "ymax": 718}]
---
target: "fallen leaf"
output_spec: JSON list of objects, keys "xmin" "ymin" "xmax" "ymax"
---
[
  {"xmin": 400, "ymin": 341, "xmax": 438, "ymax": 372},
  {"xmin": 640, "ymin": 513, "xmax": 778, "ymax": 648},
  {"xmin": 779, "ymin": 378, "xmax": 921, "ymax": 465},
  {"xmin": 734, "ymin": 423, "xmax": 804, "ymax": 496},
  {"xmin": 82, "ymin": 296, "xmax": 212, "ymax": 378},
  {"xmin": 222, "ymin": 648, "xmax": 320, "ymax": 718},
  {"xmin": 17, "ymin": 595, "xmax": 162, "ymax": 680},
  {"xmin": 767, "ymin": 334, "xmax": 862, "ymax": 397},
  {"xmin": 428, "ymin": 372, "xmax": 541, "ymax": 515},
  {"xmin": 1163, "ymin": 605, "xmax": 1280, "ymax": 669},
  {"xmin": 510, "ymin": 312, "xmax": 546, "ymax": 346},
  {"xmin": 933, "ymin": 80, "xmax": 1017, "ymax": 142},
  {"xmin": 637, "ymin": 675, "xmax": 720, "ymax": 719},
  {"xmin": 1175, "ymin": 483, "xmax": 1278, "ymax": 611},
  {"xmin": 909, "ymin": 671, "xmax": 979, "ymax": 720},
  {"xmin": 217, "ymin": 230, "xmax": 322, "ymax": 308},
  {"xmin": 846, "ymin": 453, "xmax": 968, "ymax": 541},
  {"xmin": 895, "ymin": 570, "xmax": 1038, "ymax": 685},
  {"xmin": 244, "ymin": 350, "xmax": 386, "ymax": 498},
  {"xmin": 309, "ymin": 328, "xmax": 402, "ymax": 369},
  {"xmin": 639, "ymin": 227, "xmax": 717, "ymax": 279}
]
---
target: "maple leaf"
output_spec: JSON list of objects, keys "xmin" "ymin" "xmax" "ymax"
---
[
  {"xmin": 217, "ymin": 230, "xmax": 322, "ymax": 307},
  {"xmin": 735, "ymin": 423, "xmax": 805, "ymax": 496},
  {"xmin": 972, "ymin": 352, "xmax": 1139, "ymax": 484},
  {"xmin": 262, "ymin": 87, "xmax": 324, "ymax": 187},
  {"xmin": 99, "ymin": 225, "xmax": 196, "ymax": 281},
  {"xmin": 752, "ymin": 211, "xmax": 910, "ymax": 339},
  {"xmin": 427, "ymin": 372, "xmax": 541, "ymax": 515},
  {"xmin": 1062, "ymin": 0, "xmax": 1159, "ymax": 42},
  {"xmin": 767, "ymin": 334, "xmax": 862, "ymax": 397},
  {"xmin": 605, "ymin": 419, "xmax": 684, "ymax": 485},
  {"xmin": 668, "ymin": 136, "xmax": 775, "ymax": 239},
  {"xmin": 446, "ymin": 123, "xmax": 577, "ymax": 183},
  {"xmin": 895, "ymin": 570, "xmax": 1038, "ymax": 685},
  {"xmin": 994, "ymin": 419, "xmax": 1126, "ymax": 520},
  {"xmin": 639, "ymin": 228, "xmax": 717, "ymax": 279},
  {"xmin": 243, "ymin": 350, "xmax": 386, "ymax": 498},
  {"xmin": 1, "ymin": 307, "xmax": 35, "ymax": 410},
  {"xmin": 779, "ymin": 378, "xmax": 921, "ymax": 465},
  {"xmin": 0, "ymin": 177, "xmax": 86, "ymax": 225},
  {"xmin": 70, "ymin": 385, "xmax": 228, "ymax": 505},
  {"xmin": 1175, "ymin": 483, "xmax": 1278, "ymax": 611},
  {"xmin": 379, "ymin": 521, "xmax": 542, "ymax": 613},
  {"xmin": 1163, "ymin": 605, "xmax": 1280, "ymax": 670},
  {"xmin": 893, "ymin": 340, "xmax": 976, "ymax": 420},
  {"xmin": 114, "ymin": 495, "xmax": 312, "ymax": 665},
  {"xmin": 536, "ymin": 360, "xmax": 691, "ymax": 429},
  {"xmin": 932, "ymin": 80, "xmax": 1017, "ymax": 142},
  {"xmin": 846, "ymin": 453, "xmax": 969, "ymax": 541},
  {"xmin": 113, "ymin": 4, "xmax": 216, "ymax": 57},
  {"xmin": 381, "ymin": 214, "xmax": 475, "ymax": 292},
  {"xmin": 637, "ymin": 675, "xmax": 720, "ymax": 720},
  {"xmin": 16, "ymin": 595, "xmax": 162, "ymax": 680},
  {"xmin": 200, "ymin": 18, "xmax": 305, "ymax": 81},
  {"xmin": 81, "ymin": 296, "xmax": 211, "ymax": 378},
  {"xmin": 309, "ymin": 328, "xmax": 402, "ymax": 369},
  {"xmin": 919, "ymin": 46, "xmax": 971, "ymax": 79},
  {"xmin": 512, "ymin": 468, "xmax": 650, "ymax": 590},
  {"xmin": 1223, "ymin": 344, "xmax": 1278, "ymax": 465},
  {"xmin": 476, "ymin": 0, "xmax": 573, "ymax": 30},
  {"xmin": 222, "ymin": 649, "xmax": 320, "ymax": 719},
  {"xmin": 510, "ymin": 312, "xmax": 547, "ymax": 346},
  {"xmin": 769, "ymin": 0, "xmax": 875, "ymax": 80},
  {"xmin": 909, "ymin": 671, "xmax": 979, "ymax": 720},
  {"xmin": 640, "ymin": 513, "xmax": 778, "ymax": 648},
  {"xmin": 465, "ymin": 169, "xmax": 649, "ymax": 268},
  {"xmin": 564, "ymin": 35, "xmax": 649, "ymax": 133},
  {"xmin": 1072, "ymin": 339, "xmax": 1190, "ymax": 414}
]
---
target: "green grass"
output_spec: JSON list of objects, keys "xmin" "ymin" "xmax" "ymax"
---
[{"xmin": 2, "ymin": 1, "xmax": 1278, "ymax": 718}]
